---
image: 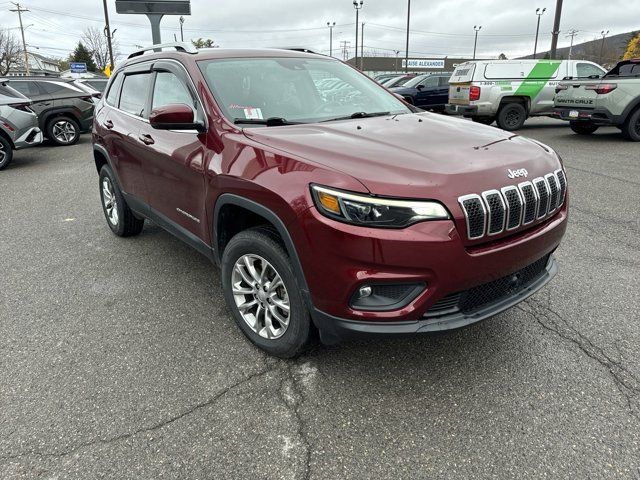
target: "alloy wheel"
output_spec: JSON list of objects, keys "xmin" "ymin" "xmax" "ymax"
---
[
  {"xmin": 0, "ymin": 144, "xmax": 6, "ymax": 163},
  {"xmin": 101, "ymin": 177, "xmax": 119, "ymax": 226},
  {"xmin": 52, "ymin": 120, "xmax": 76, "ymax": 144},
  {"xmin": 231, "ymin": 254, "xmax": 290, "ymax": 339}
]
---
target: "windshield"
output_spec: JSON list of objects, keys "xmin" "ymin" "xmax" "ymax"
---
[
  {"xmin": 199, "ymin": 57, "xmax": 410, "ymax": 125},
  {"xmin": 402, "ymin": 75, "xmax": 429, "ymax": 88}
]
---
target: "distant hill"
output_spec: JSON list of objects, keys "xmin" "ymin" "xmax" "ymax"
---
[{"xmin": 519, "ymin": 31, "xmax": 637, "ymax": 68}]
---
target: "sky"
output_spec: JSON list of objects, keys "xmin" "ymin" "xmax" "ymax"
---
[{"xmin": 0, "ymin": 0, "xmax": 638, "ymax": 63}]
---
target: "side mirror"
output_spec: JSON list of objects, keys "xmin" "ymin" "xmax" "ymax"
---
[
  {"xmin": 416, "ymin": 84, "xmax": 425, "ymax": 90},
  {"xmin": 149, "ymin": 104, "xmax": 205, "ymax": 132}
]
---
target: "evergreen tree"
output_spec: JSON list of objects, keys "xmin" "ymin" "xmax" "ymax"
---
[{"xmin": 69, "ymin": 42, "xmax": 97, "ymax": 71}]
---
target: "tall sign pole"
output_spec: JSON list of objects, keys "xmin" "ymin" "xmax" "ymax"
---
[
  {"xmin": 405, "ymin": 0, "xmax": 410, "ymax": 72},
  {"xmin": 102, "ymin": 0, "xmax": 115, "ymax": 69},
  {"xmin": 115, "ymin": 1, "xmax": 191, "ymax": 46}
]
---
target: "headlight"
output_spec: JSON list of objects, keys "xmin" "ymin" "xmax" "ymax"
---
[{"xmin": 311, "ymin": 184, "xmax": 449, "ymax": 228}]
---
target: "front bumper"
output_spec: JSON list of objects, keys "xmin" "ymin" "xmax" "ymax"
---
[
  {"xmin": 553, "ymin": 106, "xmax": 623, "ymax": 126},
  {"xmin": 13, "ymin": 127, "xmax": 43, "ymax": 150},
  {"xmin": 312, "ymin": 254, "xmax": 557, "ymax": 344}
]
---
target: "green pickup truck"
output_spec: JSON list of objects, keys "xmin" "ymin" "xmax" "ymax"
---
[{"xmin": 554, "ymin": 59, "xmax": 640, "ymax": 141}]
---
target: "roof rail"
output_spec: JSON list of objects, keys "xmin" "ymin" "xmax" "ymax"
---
[{"xmin": 127, "ymin": 42, "xmax": 198, "ymax": 59}]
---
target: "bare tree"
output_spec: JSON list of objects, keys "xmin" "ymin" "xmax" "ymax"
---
[
  {"xmin": 0, "ymin": 29, "xmax": 22, "ymax": 75},
  {"xmin": 82, "ymin": 26, "xmax": 119, "ymax": 70}
]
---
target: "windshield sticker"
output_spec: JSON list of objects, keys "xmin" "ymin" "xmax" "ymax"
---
[{"xmin": 243, "ymin": 107, "xmax": 263, "ymax": 120}]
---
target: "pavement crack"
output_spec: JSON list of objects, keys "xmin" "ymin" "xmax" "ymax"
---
[
  {"xmin": 0, "ymin": 363, "xmax": 277, "ymax": 462},
  {"xmin": 518, "ymin": 298, "xmax": 640, "ymax": 418}
]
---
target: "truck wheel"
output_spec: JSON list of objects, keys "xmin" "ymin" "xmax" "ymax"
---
[
  {"xmin": 221, "ymin": 227, "xmax": 312, "ymax": 358},
  {"xmin": 622, "ymin": 108, "xmax": 640, "ymax": 142},
  {"xmin": 46, "ymin": 116, "xmax": 80, "ymax": 146},
  {"xmin": 472, "ymin": 116, "xmax": 495, "ymax": 125},
  {"xmin": 496, "ymin": 103, "xmax": 527, "ymax": 131},
  {"xmin": 0, "ymin": 135, "xmax": 13, "ymax": 171},
  {"xmin": 99, "ymin": 165, "xmax": 144, "ymax": 237},
  {"xmin": 570, "ymin": 122, "xmax": 599, "ymax": 135}
]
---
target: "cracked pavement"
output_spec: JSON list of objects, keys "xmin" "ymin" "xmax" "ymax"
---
[{"xmin": 1, "ymin": 118, "xmax": 639, "ymax": 479}]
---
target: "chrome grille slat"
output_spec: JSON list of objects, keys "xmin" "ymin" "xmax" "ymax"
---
[{"xmin": 459, "ymin": 169, "xmax": 567, "ymax": 241}]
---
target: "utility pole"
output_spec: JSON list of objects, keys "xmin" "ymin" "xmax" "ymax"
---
[
  {"xmin": 599, "ymin": 30, "xmax": 609, "ymax": 65},
  {"xmin": 566, "ymin": 28, "xmax": 578, "ymax": 60},
  {"xmin": 327, "ymin": 22, "xmax": 335, "ymax": 57},
  {"xmin": 473, "ymin": 25, "xmax": 482, "ymax": 60},
  {"xmin": 360, "ymin": 22, "xmax": 364, "ymax": 70},
  {"xmin": 179, "ymin": 16, "xmax": 185, "ymax": 42},
  {"xmin": 353, "ymin": 1, "xmax": 363, "ymax": 69},
  {"xmin": 102, "ymin": 0, "xmax": 115, "ymax": 70},
  {"xmin": 405, "ymin": 0, "xmax": 410, "ymax": 72},
  {"xmin": 550, "ymin": 0, "xmax": 563, "ymax": 58},
  {"xmin": 533, "ymin": 7, "xmax": 546, "ymax": 59},
  {"xmin": 395, "ymin": 50, "xmax": 400, "ymax": 73},
  {"xmin": 340, "ymin": 41, "xmax": 350, "ymax": 61},
  {"xmin": 9, "ymin": 2, "xmax": 29, "ymax": 75}
]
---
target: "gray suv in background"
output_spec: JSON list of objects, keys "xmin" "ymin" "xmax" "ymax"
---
[
  {"xmin": 0, "ymin": 83, "xmax": 43, "ymax": 170},
  {"xmin": 2, "ymin": 77, "xmax": 94, "ymax": 146}
]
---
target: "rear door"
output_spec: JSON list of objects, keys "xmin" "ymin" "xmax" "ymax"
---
[
  {"xmin": 137, "ymin": 62, "xmax": 209, "ymax": 240},
  {"xmin": 414, "ymin": 75, "xmax": 440, "ymax": 108},
  {"xmin": 6, "ymin": 80, "xmax": 52, "ymax": 115}
]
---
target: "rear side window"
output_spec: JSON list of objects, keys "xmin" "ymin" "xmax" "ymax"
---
[
  {"xmin": 119, "ymin": 73, "xmax": 152, "ymax": 117},
  {"xmin": 606, "ymin": 62, "xmax": 640, "ymax": 77},
  {"xmin": 8, "ymin": 81, "xmax": 42, "ymax": 97},
  {"xmin": 439, "ymin": 76, "xmax": 450, "ymax": 86},
  {"xmin": 576, "ymin": 63, "xmax": 605, "ymax": 78},
  {"xmin": 151, "ymin": 71, "xmax": 194, "ymax": 110},
  {"xmin": 105, "ymin": 74, "xmax": 124, "ymax": 106},
  {"xmin": 39, "ymin": 81, "xmax": 82, "ymax": 95}
]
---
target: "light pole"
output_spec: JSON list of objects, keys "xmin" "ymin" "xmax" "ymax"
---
[
  {"xmin": 179, "ymin": 16, "xmax": 185, "ymax": 42},
  {"xmin": 533, "ymin": 7, "xmax": 546, "ymax": 59},
  {"xmin": 473, "ymin": 25, "xmax": 482, "ymax": 60},
  {"xmin": 550, "ymin": 0, "xmax": 563, "ymax": 59},
  {"xmin": 405, "ymin": 0, "xmax": 410, "ymax": 72},
  {"xmin": 395, "ymin": 50, "xmax": 400, "ymax": 73},
  {"xmin": 360, "ymin": 22, "xmax": 365, "ymax": 70},
  {"xmin": 327, "ymin": 22, "xmax": 335, "ymax": 57},
  {"xmin": 353, "ymin": 1, "xmax": 363, "ymax": 69},
  {"xmin": 600, "ymin": 30, "xmax": 610, "ymax": 65}
]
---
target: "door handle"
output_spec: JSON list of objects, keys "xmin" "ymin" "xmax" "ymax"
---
[
  {"xmin": 104, "ymin": 119, "xmax": 114, "ymax": 129},
  {"xmin": 138, "ymin": 133, "xmax": 155, "ymax": 145}
]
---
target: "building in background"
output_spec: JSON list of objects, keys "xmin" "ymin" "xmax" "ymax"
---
[
  {"xmin": 345, "ymin": 56, "xmax": 476, "ymax": 77},
  {"xmin": 6, "ymin": 51, "xmax": 60, "ymax": 77}
]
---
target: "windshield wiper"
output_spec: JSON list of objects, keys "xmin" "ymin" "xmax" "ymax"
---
[
  {"xmin": 233, "ymin": 117, "xmax": 303, "ymax": 127},
  {"xmin": 321, "ymin": 111, "xmax": 391, "ymax": 122}
]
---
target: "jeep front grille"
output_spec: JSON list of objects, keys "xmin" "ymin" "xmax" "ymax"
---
[{"xmin": 458, "ymin": 169, "xmax": 566, "ymax": 241}]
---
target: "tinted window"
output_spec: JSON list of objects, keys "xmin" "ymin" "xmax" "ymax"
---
[
  {"xmin": 151, "ymin": 72, "xmax": 194, "ymax": 110},
  {"xmin": 420, "ymin": 76, "xmax": 440, "ymax": 88},
  {"xmin": 119, "ymin": 73, "xmax": 151, "ymax": 117},
  {"xmin": 576, "ymin": 63, "xmax": 605, "ymax": 78},
  {"xmin": 84, "ymin": 80, "xmax": 108, "ymax": 92},
  {"xmin": 105, "ymin": 74, "xmax": 124, "ymax": 106},
  {"xmin": 39, "ymin": 81, "xmax": 80, "ymax": 95},
  {"xmin": 8, "ymin": 81, "xmax": 42, "ymax": 97},
  {"xmin": 438, "ymin": 76, "xmax": 450, "ymax": 86},
  {"xmin": 0, "ymin": 84, "xmax": 25, "ymax": 99}
]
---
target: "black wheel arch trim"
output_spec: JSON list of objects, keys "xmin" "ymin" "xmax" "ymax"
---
[
  {"xmin": 621, "ymin": 97, "xmax": 640, "ymax": 122},
  {"xmin": 213, "ymin": 193, "xmax": 312, "ymax": 305},
  {"xmin": 41, "ymin": 108, "xmax": 82, "ymax": 132},
  {"xmin": 93, "ymin": 143, "xmax": 125, "ymax": 191}
]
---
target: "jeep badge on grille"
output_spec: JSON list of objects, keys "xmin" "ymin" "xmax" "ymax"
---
[{"xmin": 507, "ymin": 168, "xmax": 528, "ymax": 179}]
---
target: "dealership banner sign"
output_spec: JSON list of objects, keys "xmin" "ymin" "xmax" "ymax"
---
[{"xmin": 401, "ymin": 59, "xmax": 446, "ymax": 69}]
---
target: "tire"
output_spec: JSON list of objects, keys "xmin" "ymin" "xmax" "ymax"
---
[
  {"xmin": 496, "ymin": 103, "xmax": 527, "ymax": 131},
  {"xmin": 221, "ymin": 227, "xmax": 312, "ymax": 358},
  {"xmin": 46, "ymin": 116, "xmax": 80, "ymax": 146},
  {"xmin": 570, "ymin": 122, "xmax": 599, "ymax": 135},
  {"xmin": 472, "ymin": 116, "xmax": 495, "ymax": 125},
  {"xmin": 99, "ymin": 165, "xmax": 144, "ymax": 237},
  {"xmin": 0, "ymin": 135, "xmax": 13, "ymax": 171},
  {"xmin": 622, "ymin": 108, "xmax": 640, "ymax": 142}
]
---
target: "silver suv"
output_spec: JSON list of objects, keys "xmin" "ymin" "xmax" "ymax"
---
[{"xmin": 0, "ymin": 83, "xmax": 43, "ymax": 170}]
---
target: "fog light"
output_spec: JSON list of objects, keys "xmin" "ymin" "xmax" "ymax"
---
[{"xmin": 350, "ymin": 283, "xmax": 426, "ymax": 311}]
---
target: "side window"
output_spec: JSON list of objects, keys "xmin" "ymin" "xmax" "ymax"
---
[
  {"xmin": 105, "ymin": 74, "xmax": 124, "ymax": 106},
  {"xmin": 439, "ymin": 76, "xmax": 450, "ymax": 86},
  {"xmin": 39, "ymin": 81, "xmax": 79, "ymax": 95},
  {"xmin": 151, "ymin": 71, "xmax": 194, "ymax": 110},
  {"xmin": 420, "ymin": 76, "xmax": 439, "ymax": 88},
  {"xmin": 577, "ymin": 63, "xmax": 605, "ymax": 78},
  {"xmin": 8, "ymin": 81, "xmax": 42, "ymax": 97},
  {"xmin": 119, "ymin": 73, "xmax": 152, "ymax": 117}
]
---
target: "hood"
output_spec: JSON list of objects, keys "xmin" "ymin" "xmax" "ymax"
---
[{"xmin": 243, "ymin": 112, "xmax": 561, "ymax": 201}]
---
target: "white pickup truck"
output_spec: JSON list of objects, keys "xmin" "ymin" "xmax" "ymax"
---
[{"xmin": 446, "ymin": 59, "xmax": 606, "ymax": 130}]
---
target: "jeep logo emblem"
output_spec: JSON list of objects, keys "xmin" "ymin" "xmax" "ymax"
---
[{"xmin": 507, "ymin": 168, "xmax": 528, "ymax": 179}]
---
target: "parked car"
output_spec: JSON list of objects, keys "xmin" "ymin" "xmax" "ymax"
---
[
  {"xmin": 93, "ymin": 45, "xmax": 568, "ymax": 357},
  {"xmin": 446, "ymin": 59, "xmax": 606, "ymax": 130},
  {"xmin": 391, "ymin": 72, "xmax": 451, "ymax": 111},
  {"xmin": 374, "ymin": 73, "xmax": 402, "ymax": 84},
  {"xmin": 2, "ymin": 76, "xmax": 94, "ymax": 146},
  {"xmin": 0, "ymin": 82, "xmax": 43, "ymax": 170},
  {"xmin": 74, "ymin": 78, "xmax": 109, "ymax": 97},
  {"xmin": 382, "ymin": 74, "xmax": 417, "ymax": 88},
  {"xmin": 553, "ymin": 58, "xmax": 640, "ymax": 141}
]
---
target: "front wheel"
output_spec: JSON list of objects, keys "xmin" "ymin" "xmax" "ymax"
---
[
  {"xmin": 221, "ymin": 227, "xmax": 312, "ymax": 358},
  {"xmin": 0, "ymin": 135, "xmax": 13, "ymax": 170},
  {"xmin": 496, "ymin": 103, "xmax": 527, "ymax": 131},
  {"xmin": 99, "ymin": 165, "xmax": 144, "ymax": 237},
  {"xmin": 46, "ymin": 116, "xmax": 80, "ymax": 146},
  {"xmin": 622, "ymin": 108, "xmax": 640, "ymax": 141},
  {"xmin": 569, "ymin": 122, "xmax": 599, "ymax": 135}
]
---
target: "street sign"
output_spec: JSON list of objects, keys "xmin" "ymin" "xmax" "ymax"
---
[
  {"xmin": 70, "ymin": 62, "xmax": 87, "ymax": 73},
  {"xmin": 115, "ymin": 0, "xmax": 191, "ymax": 15}
]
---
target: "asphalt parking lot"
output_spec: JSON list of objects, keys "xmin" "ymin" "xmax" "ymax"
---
[{"xmin": 1, "ymin": 117, "xmax": 639, "ymax": 480}]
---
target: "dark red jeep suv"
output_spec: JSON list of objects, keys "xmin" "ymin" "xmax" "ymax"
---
[{"xmin": 93, "ymin": 44, "xmax": 568, "ymax": 357}]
